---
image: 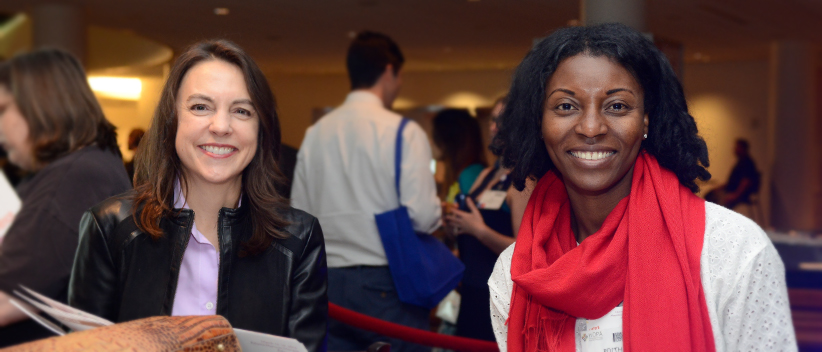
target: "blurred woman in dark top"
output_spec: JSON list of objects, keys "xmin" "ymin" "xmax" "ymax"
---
[
  {"xmin": 0, "ymin": 49, "xmax": 131, "ymax": 346},
  {"xmin": 124, "ymin": 128, "xmax": 145, "ymax": 184},
  {"xmin": 442, "ymin": 99, "xmax": 533, "ymax": 341}
]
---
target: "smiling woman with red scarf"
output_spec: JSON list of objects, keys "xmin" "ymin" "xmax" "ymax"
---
[{"xmin": 488, "ymin": 24, "xmax": 796, "ymax": 352}]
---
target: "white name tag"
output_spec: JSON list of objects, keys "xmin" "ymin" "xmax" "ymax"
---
[
  {"xmin": 476, "ymin": 190, "xmax": 507, "ymax": 210},
  {"xmin": 576, "ymin": 306, "xmax": 623, "ymax": 352}
]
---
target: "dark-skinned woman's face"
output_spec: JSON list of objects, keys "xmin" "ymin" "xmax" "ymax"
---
[{"xmin": 541, "ymin": 54, "xmax": 648, "ymax": 196}]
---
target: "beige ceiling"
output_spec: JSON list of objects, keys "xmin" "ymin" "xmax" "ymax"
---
[{"xmin": 1, "ymin": 0, "xmax": 821, "ymax": 74}]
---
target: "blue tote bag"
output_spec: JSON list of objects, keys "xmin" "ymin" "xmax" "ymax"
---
[{"xmin": 375, "ymin": 118, "xmax": 465, "ymax": 309}]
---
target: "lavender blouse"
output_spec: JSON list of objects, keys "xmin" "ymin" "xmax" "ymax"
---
[{"xmin": 170, "ymin": 182, "xmax": 240, "ymax": 316}]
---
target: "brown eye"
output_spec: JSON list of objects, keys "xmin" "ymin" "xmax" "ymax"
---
[
  {"xmin": 232, "ymin": 107, "xmax": 256, "ymax": 119},
  {"xmin": 558, "ymin": 103, "xmax": 573, "ymax": 111},
  {"xmin": 606, "ymin": 102, "xmax": 631, "ymax": 114}
]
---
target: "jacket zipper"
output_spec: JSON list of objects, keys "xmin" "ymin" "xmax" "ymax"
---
[
  {"xmin": 167, "ymin": 213, "xmax": 194, "ymax": 314},
  {"xmin": 215, "ymin": 208, "xmax": 228, "ymax": 314}
]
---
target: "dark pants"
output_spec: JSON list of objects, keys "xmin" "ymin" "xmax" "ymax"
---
[
  {"xmin": 455, "ymin": 283, "xmax": 495, "ymax": 341},
  {"xmin": 328, "ymin": 266, "xmax": 430, "ymax": 352}
]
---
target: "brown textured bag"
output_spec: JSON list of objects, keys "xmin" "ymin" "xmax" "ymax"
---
[{"xmin": 1, "ymin": 315, "xmax": 242, "ymax": 352}]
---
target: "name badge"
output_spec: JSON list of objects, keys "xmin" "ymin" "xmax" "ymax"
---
[
  {"xmin": 477, "ymin": 190, "xmax": 507, "ymax": 210},
  {"xmin": 576, "ymin": 306, "xmax": 623, "ymax": 352}
]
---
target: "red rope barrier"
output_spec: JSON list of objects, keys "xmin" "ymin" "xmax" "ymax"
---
[{"xmin": 329, "ymin": 303, "xmax": 499, "ymax": 352}]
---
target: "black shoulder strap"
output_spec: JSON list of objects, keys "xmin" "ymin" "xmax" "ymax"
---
[{"xmin": 469, "ymin": 163, "xmax": 501, "ymax": 199}]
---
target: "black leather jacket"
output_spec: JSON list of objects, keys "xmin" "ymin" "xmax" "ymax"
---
[{"xmin": 68, "ymin": 195, "xmax": 328, "ymax": 352}]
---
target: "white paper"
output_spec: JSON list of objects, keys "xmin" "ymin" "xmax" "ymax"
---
[
  {"xmin": 477, "ymin": 190, "xmax": 507, "ymax": 210},
  {"xmin": 0, "ymin": 172, "xmax": 21, "ymax": 240},
  {"xmin": 13, "ymin": 285, "xmax": 303, "ymax": 349},
  {"xmin": 234, "ymin": 328, "xmax": 308, "ymax": 352},
  {"xmin": 435, "ymin": 289, "xmax": 460, "ymax": 324},
  {"xmin": 576, "ymin": 306, "xmax": 623, "ymax": 352},
  {"xmin": 8, "ymin": 299, "xmax": 67, "ymax": 336},
  {"xmin": 12, "ymin": 286, "xmax": 114, "ymax": 334},
  {"xmin": 20, "ymin": 286, "xmax": 114, "ymax": 326}
]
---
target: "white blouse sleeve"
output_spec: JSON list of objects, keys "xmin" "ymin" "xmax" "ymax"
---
[
  {"xmin": 702, "ymin": 202, "xmax": 798, "ymax": 352},
  {"xmin": 489, "ymin": 243, "xmax": 516, "ymax": 352}
]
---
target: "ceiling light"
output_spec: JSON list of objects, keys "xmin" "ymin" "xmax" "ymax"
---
[
  {"xmin": 214, "ymin": 8, "xmax": 230, "ymax": 15},
  {"xmin": 88, "ymin": 77, "xmax": 142, "ymax": 101}
]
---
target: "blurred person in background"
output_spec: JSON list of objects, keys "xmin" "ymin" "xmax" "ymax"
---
[
  {"xmin": 277, "ymin": 143, "xmax": 298, "ymax": 199},
  {"xmin": 68, "ymin": 40, "xmax": 328, "ymax": 352},
  {"xmin": 0, "ymin": 49, "xmax": 131, "ymax": 346},
  {"xmin": 441, "ymin": 98, "xmax": 531, "ymax": 342},
  {"xmin": 124, "ymin": 127, "xmax": 145, "ymax": 184},
  {"xmin": 291, "ymin": 31, "xmax": 440, "ymax": 352},
  {"xmin": 0, "ymin": 148, "xmax": 24, "ymax": 187},
  {"xmin": 432, "ymin": 108, "xmax": 487, "ymax": 202},
  {"xmin": 705, "ymin": 138, "xmax": 760, "ymax": 210}
]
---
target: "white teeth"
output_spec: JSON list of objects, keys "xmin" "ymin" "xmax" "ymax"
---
[
  {"xmin": 570, "ymin": 151, "xmax": 614, "ymax": 160},
  {"xmin": 201, "ymin": 145, "xmax": 235, "ymax": 155}
]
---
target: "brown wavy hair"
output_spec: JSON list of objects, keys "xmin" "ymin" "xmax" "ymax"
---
[
  {"xmin": 132, "ymin": 39, "xmax": 290, "ymax": 256},
  {"xmin": 432, "ymin": 108, "xmax": 487, "ymax": 192},
  {"xmin": 0, "ymin": 49, "xmax": 120, "ymax": 169}
]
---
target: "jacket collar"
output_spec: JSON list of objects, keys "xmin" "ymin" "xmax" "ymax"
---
[
  {"xmin": 169, "ymin": 178, "xmax": 249, "ymax": 226},
  {"xmin": 343, "ymin": 90, "xmax": 383, "ymax": 107}
]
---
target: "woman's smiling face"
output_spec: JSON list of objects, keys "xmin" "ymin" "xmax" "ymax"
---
[
  {"xmin": 174, "ymin": 59, "xmax": 259, "ymax": 187},
  {"xmin": 541, "ymin": 54, "xmax": 648, "ymax": 196}
]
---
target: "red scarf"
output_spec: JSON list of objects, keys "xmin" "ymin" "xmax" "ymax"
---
[{"xmin": 507, "ymin": 153, "xmax": 715, "ymax": 352}]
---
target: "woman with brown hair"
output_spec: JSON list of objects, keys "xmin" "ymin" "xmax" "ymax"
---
[
  {"xmin": 0, "ymin": 49, "xmax": 131, "ymax": 346},
  {"xmin": 432, "ymin": 108, "xmax": 487, "ymax": 201},
  {"xmin": 68, "ymin": 40, "xmax": 328, "ymax": 351}
]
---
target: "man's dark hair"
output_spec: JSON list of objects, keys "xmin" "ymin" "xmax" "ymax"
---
[
  {"xmin": 491, "ymin": 23, "xmax": 711, "ymax": 192},
  {"xmin": 346, "ymin": 31, "xmax": 404, "ymax": 90},
  {"xmin": 736, "ymin": 139, "xmax": 750, "ymax": 153}
]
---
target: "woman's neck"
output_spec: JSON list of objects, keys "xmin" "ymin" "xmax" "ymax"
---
[
  {"xmin": 565, "ymin": 167, "xmax": 634, "ymax": 243},
  {"xmin": 182, "ymin": 176, "xmax": 242, "ymax": 212},
  {"xmin": 180, "ymin": 175, "xmax": 242, "ymax": 250}
]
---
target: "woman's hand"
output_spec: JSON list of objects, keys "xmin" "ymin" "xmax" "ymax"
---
[
  {"xmin": 440, "ymin": 201, "xmax": 459, "ymax": 239},
  {"xmin": 445, "ymin": 198, "xmax": 491, "ymax": 240}
]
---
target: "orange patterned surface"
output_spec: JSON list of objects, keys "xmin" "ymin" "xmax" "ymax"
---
[{"xmin": 1, "ymin": 315, "xmax": 241, "ymax": 352}]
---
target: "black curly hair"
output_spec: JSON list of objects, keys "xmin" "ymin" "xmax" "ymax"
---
[{"xmin": 491, "ymin": 23, "xmax": 710, "ymax": 192}]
